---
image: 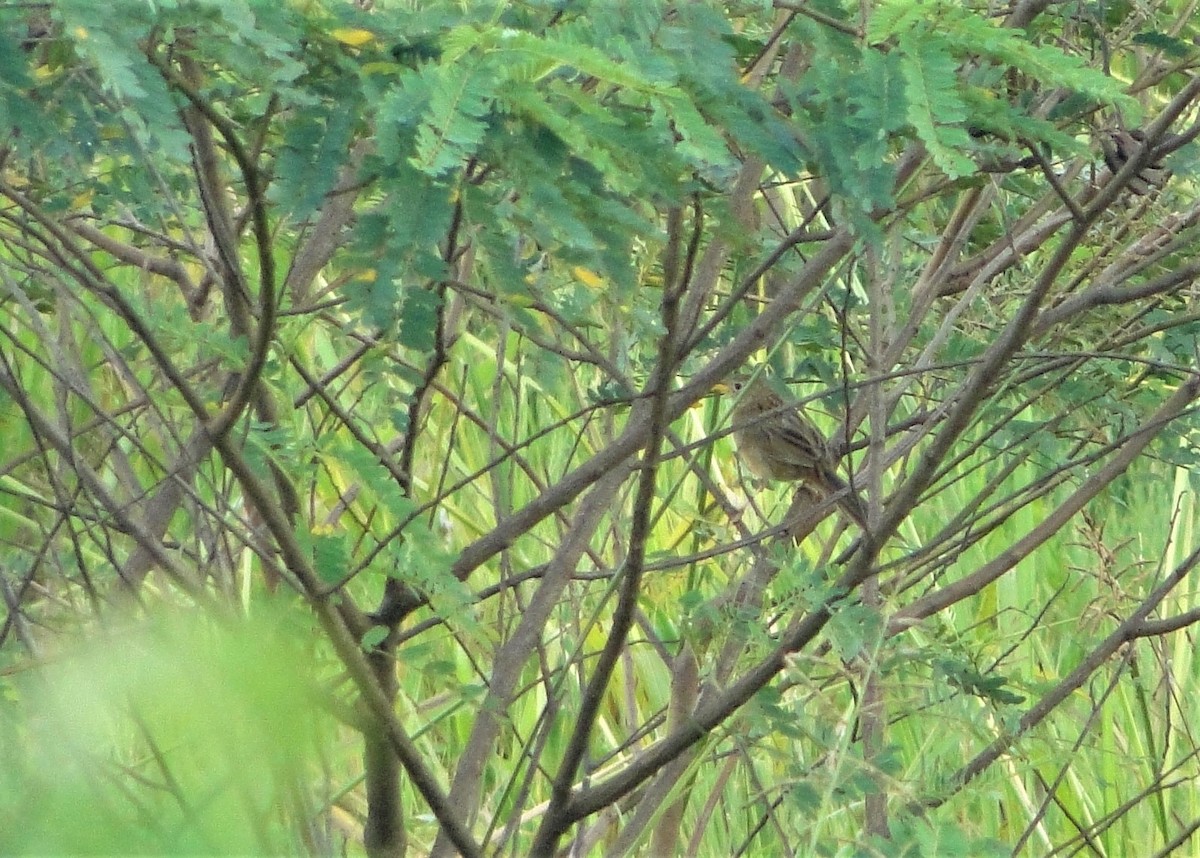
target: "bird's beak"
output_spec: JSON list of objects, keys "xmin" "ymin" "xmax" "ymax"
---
[{"xmin": 691, "ymin": 381, "xmax": 730, "ymax": 409}]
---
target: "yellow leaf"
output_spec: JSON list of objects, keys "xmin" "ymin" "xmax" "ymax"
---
[
  {"xmin": 332, "ymin": 28, "xmax": 375, "ymax": 48},
  {"xmin": 361, "ymin": 61, "xmax": 398, "ymax": 76},
  {"xmin": 572, "ymin": 266, "xmax": 604, "ymax": 288},
  {"xmin": 505, "ymin": 292, "xmax": 537, "ymax": 308}
]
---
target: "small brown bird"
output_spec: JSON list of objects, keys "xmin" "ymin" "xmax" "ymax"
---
[{"xmin": 723, "ymin": 374, "xmax": 867, "ymax": 527}]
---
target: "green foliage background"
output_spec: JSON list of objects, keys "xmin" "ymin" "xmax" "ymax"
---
[{"xmin": 0, "ymin": 0, "xmax": 1198, "ymax": 856}]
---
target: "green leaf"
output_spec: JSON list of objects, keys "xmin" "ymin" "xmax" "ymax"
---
[
  {"xmin": 361, "ymin": 625, "xmax": 389, "ymax": 648},
  {"xmin": 825, "ymin": 602, "xmax": 883, "ymax": 661},
  {"xmin": 411, "ymin": 61, "xmax": 494, "ymax": 176},
  {"xmin": 504, "ymin": 84, "xmax": 635, "ymax": 193},
  {"xmin": 952, "ymin": 16, "xmax": 1135, "ymax": 118},
  {"xmin": 897, "ymin": 34, "xmax": 976, "ymax": 179},
  {"xmin": 0, "ymin": 29, "xmax": 32, "ymax": 92},
  {"xmin": 476, "ymin": 28, "xmax": 674, "ymax": 94},
  {"xmin": 867, "ymin": 0, "xmax": 926, "ymax": 42},
  {"xmin": 312, "ymin": 533, "xmax": 351, "ymax": 586},
  {"xmin": 335, "ymin": 441, "xmax": 417, "ymax": 522},
  {"xmin": 397, "ymin": 285, "xmax": 442, "ymax": 353},
  {"xmin": 272, "ymin": 101, "xmax": 357, "ymax": 219},
  {"xmin": 1132, "ymin": 31, "xmax": 1196, "ymax": 58},
  {"xmin": 661, "ymin": 92, "xmax": 737, "ymax": 171}
]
